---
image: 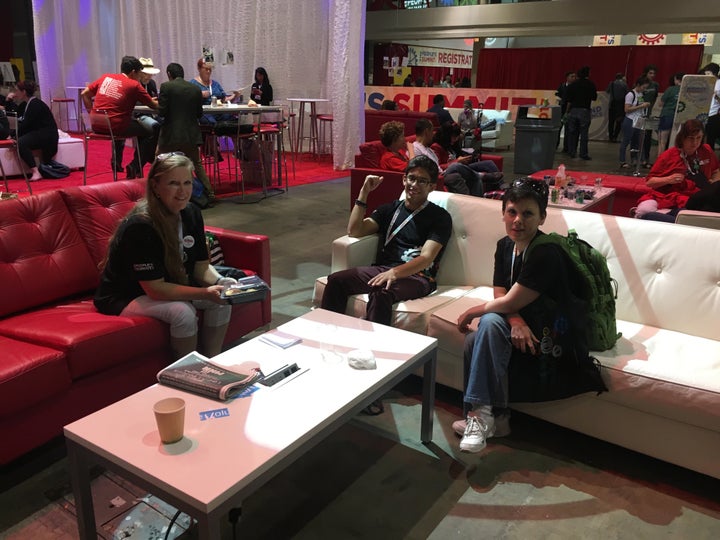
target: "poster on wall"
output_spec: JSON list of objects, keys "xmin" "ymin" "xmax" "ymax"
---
[
  {"xmin": 0, "ymin": 62, "xmax": 15, "ymax": 83},
  {"xmin": 202, "ymin": 47, "xmax": 215, "ymax": 65}
]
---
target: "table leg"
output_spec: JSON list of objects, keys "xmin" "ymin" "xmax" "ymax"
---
[
  {"xmin": 67, "ymin": 440, "xmax": 97, "ymax": 540},
  {"xmin": 421, "ymin": 350, "xmax": 437, "ymax": 443},
  {"xmin": 309, "ymin": 103, "xmax": 318, "ymax": 157},
  {"xmin": 295, "ymin": 103, "xmax": 306, "ymax": 156}
]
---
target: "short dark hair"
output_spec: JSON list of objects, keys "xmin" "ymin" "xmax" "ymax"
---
[
  {"xmin": 635, "ymin": 76, "xmax": 649, "ymax": 87},
  {"xmin": 415, "ymin": 118, "xmax": 434, "ymax": 135},
  {"xmin": 379, "ymin": 121, "xmax": 405, "ymax": 147},
  {"xmin": 674, "ymin": 119, "xmax": 705, "ymax": 148},
  {"xmin": 502, "ymin": 179, "xmax": 549, "ymax": 216},
  {"xmin": 577, "ymin": 66, "xmax": 590, "ymax": 79},
  {"xmin": 380, "ymin": 99, "xmax": 397, "ymax": 110},
  {"xmin": 432, "ymin": 94, "xmax": 445, "ymax": 105},
  {"xmin": 703, "ymin": 63, "xmax": 720, "ymax": 77},
  {"xmin": 643, "ymin": 64, "xmax": 658, "ymax": 74},
  {"xmin": 166, "ymin": 63, "xmax": 184, "ymax": 80},
  {"xmin": 16, "ymin": 79, "xmax": 37, "ymax": 96},
  {"xmin": 406, "ymin": 155, "xmax": 439, "ymax": 184},
  {"xmin": 120, "ymin": 55, "xmax": 142, "ymax": 74}
]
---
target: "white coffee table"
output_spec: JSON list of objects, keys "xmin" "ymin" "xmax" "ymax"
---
[{"xmin": 64, "ymin": 308, "xmax": 438, "ymax": 539}]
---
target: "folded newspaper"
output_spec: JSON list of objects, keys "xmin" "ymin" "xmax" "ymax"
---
[{"xmin": 157, "ymin": 351, "xmax": 262, "ymax": 401}]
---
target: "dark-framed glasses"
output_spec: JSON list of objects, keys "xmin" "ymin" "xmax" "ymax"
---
[{"xmin": 404, "ymin": 173, "xmax": 433, "ymax": 186}]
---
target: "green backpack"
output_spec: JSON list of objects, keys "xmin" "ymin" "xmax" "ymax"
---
[{"xmin": 526, "ymin": 230, "xmax": 620, "ymax": 351}]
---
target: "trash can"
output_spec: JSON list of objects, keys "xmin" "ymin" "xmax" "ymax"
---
[{"xmin": 513, "ymin": 105, "xmax": 562, "ymax": 175}]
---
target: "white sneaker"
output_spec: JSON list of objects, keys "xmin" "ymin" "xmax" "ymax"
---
[
  {"xmin": 459, "ymin": 415, "xmax": 494, "ymax": 453},
  {"xmin": 453, "ymin": 413, "xmax": 511, "ymax": 438}
]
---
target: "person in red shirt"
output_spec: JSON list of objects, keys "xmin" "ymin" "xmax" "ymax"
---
[
  {"xmin": 378, "ymin": 121, "xmax": 409, "ymax": 171},
  {"xmin": 82, "ymin": 56, "xmax": 159, "ymax": 178}
]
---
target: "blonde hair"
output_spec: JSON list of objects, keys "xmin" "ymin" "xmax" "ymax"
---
[{"xmin": 102, "ymin": 154, "xmax": 195, "ymax": 285}]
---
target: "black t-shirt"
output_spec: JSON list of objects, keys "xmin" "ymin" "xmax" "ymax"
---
[
  {"xmin": 493, "ymin": 232, "xmax": 580, "ymax": 318},
  {"xmin": 566, "ymin": 78, "xmax": 598, "ymax": 110},
  {"xmin": 370, "ymin": 199, "xmax": 452, "ymax": 279},
  {"xmin": 94, "ymin": 204, "xmax": 208, "ymax": 315}
]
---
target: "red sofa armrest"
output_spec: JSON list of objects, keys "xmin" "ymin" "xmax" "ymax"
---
[{"xmin": 206, "ymin": 226, "xmax": 271, "ymax": 285}]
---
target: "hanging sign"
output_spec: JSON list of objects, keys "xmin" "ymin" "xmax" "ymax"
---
[
  {"xmin": 682, "ymin": 33, "xmax": 714, "ymax": 46},
  {"xmin": 407, "ymin": 45, "xmax": 473, "ymax": 69},
  {"xmin": 593, "ymin": 35, "xmax": 621, "ymax": 46},
  {"xmin": 636, "ymin": 34, "xmax": 667, "ymax": 45}
]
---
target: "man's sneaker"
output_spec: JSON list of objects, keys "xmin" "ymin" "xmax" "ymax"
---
[
  {"xmin": 452, "ymin": 413, "xmax": 511, "ymax": 438},
  {"xmin": 459, "ymin": 415, "xmax": 495, "ymax": 453}
]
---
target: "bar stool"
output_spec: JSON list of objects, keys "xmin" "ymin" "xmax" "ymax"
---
[
  {"xmin": 81, "ymin": 110, "xmax": 139, "ymax": 184},
  {"xmin": 0, "ymin": 138, "xmax": 33, "ymax": 195},
  {"xmin": 51, "ymin": 95, "xmax": 76, "ymax": 132},
  {"xmin": 317, "ymin": 114, "xmax": 333, "ymax": 160}
]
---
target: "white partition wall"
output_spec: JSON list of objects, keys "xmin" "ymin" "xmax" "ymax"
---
[{"xmin": 32, "ymin": 0, "xmax": 365, "ymax": 170}]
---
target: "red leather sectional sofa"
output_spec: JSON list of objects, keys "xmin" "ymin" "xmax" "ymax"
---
[{"xmin": 0, "ymin": 180, "xmax": 270, "ymax": 464}]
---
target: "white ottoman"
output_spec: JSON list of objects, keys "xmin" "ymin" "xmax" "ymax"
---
[{"xmin": 0, "ymin": 133, "xmax": 85, "ymax": 177}]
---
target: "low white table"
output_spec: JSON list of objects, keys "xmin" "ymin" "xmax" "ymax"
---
[{"xmin": 65, "ymin": 309, "xmax": 437, "ymax": 539}]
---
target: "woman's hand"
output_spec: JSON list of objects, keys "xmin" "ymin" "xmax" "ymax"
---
[
  {"xmin": 455, "ymin": 155, "xmax": 472, "ymax": 164},
  {"xmin": 205, "ymin": 284, "xmax": 227, "ymax": 305},
  {"xmin": 667, "ymin": 173, "xmax": 685, "ymax": 185}
]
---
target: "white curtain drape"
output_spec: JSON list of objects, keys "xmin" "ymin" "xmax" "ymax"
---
[{"xmin": 32, "ymin": 0, "xmax": 365, "ymax": 169}]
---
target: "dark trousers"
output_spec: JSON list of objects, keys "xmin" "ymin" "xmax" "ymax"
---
[
  {"xmin": 566, "ymin": 108, "xmax": 591, "ymax": 157},
  {"xmin": 608, "ymin": 101, "xmax": 624, "ymax": 141},
  {"xmin": 17, "ymin": 128, "xmax": 58, "ymax": 168},
  {"xmin": 320, "ymin": 265, "xmax": 435, "ymax": 326},
  {"xmin": 112, "ymin": 118, "xmax": 158, "ymax": 169}
]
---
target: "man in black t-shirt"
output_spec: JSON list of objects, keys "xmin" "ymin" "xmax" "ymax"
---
[
  {"xmin": 321, "ymin": 155, "xmax": 452, "ymax": 326},
  {"xmin": 565, "ymin": 65, "xmax": 598, "ymax": 160}
]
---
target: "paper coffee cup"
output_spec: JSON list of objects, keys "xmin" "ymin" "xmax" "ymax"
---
[{"xmin": 153, "ymin": 397, "xmax": 185, "ymax": 444}]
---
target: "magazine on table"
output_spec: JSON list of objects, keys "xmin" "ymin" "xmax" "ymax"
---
[{"xmin": 157, "ymin": 351, "xmax": 263, "ymax": 401}]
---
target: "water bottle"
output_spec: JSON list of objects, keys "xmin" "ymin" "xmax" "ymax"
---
[{"xmin": 555, "ymin": 164, "xmax": 567, "ymax": 189}]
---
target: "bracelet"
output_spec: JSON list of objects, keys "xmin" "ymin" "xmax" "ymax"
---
[{"xmin": 355, "ymin": 199, "xmax": 368, "ymax": 208}]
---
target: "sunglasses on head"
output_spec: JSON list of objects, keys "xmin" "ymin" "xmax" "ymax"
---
[{"xmin": 512, "ymin": 178, "xmax": 549, "ymax": 201}]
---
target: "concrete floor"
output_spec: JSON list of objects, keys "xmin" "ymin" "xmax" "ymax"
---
[{"xmin": 1, "ymin": 139, "xmax": 719, "ymax": 539}]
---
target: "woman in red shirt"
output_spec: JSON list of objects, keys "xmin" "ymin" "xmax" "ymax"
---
[{"xmin": 378, "ymin": 121, "xmax": 409, "ymax": 171}]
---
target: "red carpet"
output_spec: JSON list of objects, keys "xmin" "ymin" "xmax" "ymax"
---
[{"xmin": 2, "ymin": 136, "xmax": 348, "ymax": 198}]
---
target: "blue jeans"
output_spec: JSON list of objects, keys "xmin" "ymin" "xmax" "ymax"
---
[
  {"xmin": 463, "ymin": 313, "xmax": 512, "ymax": 408},
  {"xmin": 619, "ymin": 117, "xmax": 642, "ymax": 164},
  {"xmin": 566, "ymin": 108, "xmax": 591, "ymax": 157}
]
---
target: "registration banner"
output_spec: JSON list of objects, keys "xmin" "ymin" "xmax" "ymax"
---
[{"xmin": 407, "ymin": 45, "xmax": 473, "ymax": 69}]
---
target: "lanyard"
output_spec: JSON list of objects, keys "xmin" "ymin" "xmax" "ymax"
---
[
  {"xmin": 510, "ymin": 246, "xmax": 524, "ymax": 284},
  {"xmin": 384, "ymin": 201, "xmax": 428, "ymax": 247}
]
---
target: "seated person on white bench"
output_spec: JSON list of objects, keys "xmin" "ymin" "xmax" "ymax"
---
[
  {"xmin": 454, "ymin": 180, "xmax": 605, "ymax": 453},
  {"xmin": 321, "ymin": 155, "xmax": 452, "ymax": 326}
]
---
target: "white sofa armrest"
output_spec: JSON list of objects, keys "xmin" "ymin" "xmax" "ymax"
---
[
  {"xmin": 675, "ymin": 209, "xmax": 720, "ymax": 230},
  {"xmin": 331, "ymin": 234, "xmax": 379, "ymax": 273},
  {"xmin": 493, "ymin": 120, "xmax": 514, "ymax": 149}
]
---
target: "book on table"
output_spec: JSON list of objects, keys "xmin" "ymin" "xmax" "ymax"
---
[{"xmin": 157, "ymin": 351, "xmax": 263, "ymax": 401}]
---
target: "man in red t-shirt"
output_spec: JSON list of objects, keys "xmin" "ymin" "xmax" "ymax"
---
[{"xmin": 82, "ymin": 56, "xmax": 159, "ymax": 178}]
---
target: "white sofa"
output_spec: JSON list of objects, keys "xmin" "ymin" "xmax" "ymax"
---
[
  {"xmin": 313, "ymin": 191, "xmax": 720, "ymax": 479},
  {"xmin": 0, "ymin": 132, "xmax": 85, "ymax": 177},
  {"xmin": 447, "ymin": 108, "xmax": 513, "ymax": 150}
]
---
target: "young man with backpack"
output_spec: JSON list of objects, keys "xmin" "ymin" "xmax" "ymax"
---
[{"xmin": 453, "ymin": 179, "xmax": 609, "ymax": 453}]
